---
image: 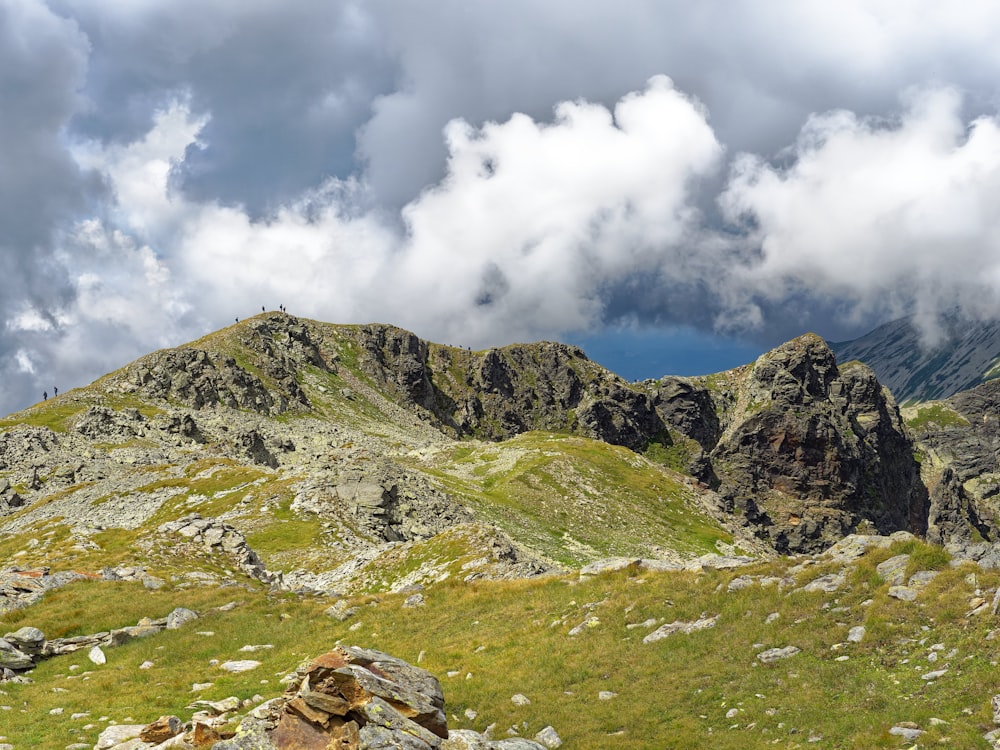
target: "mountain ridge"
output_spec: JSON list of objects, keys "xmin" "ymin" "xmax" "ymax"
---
[
  {"xmin": 831, "ymin": 314, "xmax": 1000, "ymax": 404},
  {"xmin": 0, "ymin": 315, "xmax": 930, "ymax": 567}
]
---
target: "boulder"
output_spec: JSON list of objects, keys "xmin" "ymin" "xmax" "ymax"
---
[
  {"xmin": 0, "ymin": 638, "xmax": 33, "ymax": 670},
  {"xmin": 219, "ymin": 645, "xmax": 449, "ymax": 749},
  {"xmin": 166, "ymin": 607, "xmax": 199, "ymax": 630},
  {"xmin": 757, "ymin": 646, "xmax": 800, "ymax": 664},
  {"xmin": 3, "ymin": 626, "xmax": 45, "ymax": 656},
  {"xmin": 140, "ymin": 715, "xmax": 183, "ymax": 743}
]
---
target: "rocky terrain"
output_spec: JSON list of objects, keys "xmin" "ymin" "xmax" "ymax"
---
[
  {"xmin": 1, "ymin": 313, "xmax": 996, "ymax": 593},
  {"xmin": 4, "ymin": 314, "xmax": 1000, "ymax": 747}
]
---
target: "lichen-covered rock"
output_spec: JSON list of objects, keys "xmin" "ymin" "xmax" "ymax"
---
[{"xmin": 908, "ymin": 380, "xmax": 1000, "ymax": 545}]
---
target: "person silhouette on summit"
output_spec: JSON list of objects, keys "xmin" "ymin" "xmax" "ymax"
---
[
  {"xmin": 53, "ymin": 386, "xmax": 58, "ymax": 397},
  {"xmin": 43, "ymin": 391, "xmax": 47, "ymax": 401}
]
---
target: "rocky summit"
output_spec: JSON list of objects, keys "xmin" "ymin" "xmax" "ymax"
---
[{"xmin": 5, "ymin": 314, "xmax": 1000, "ymax": 748}]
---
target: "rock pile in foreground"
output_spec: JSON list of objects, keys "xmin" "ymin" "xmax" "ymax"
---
[{"xmin": 93, "ymin": 645, "xmax": 551, "ymax": 750}]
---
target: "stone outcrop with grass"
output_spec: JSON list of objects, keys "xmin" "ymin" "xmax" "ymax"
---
[{"xmin": 904, "ymin": 380, "xmax": 1000, "ymax": 549}]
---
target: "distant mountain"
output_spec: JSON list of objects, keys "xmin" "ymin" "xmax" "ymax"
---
[{"xmin": 830, "ymin": 315, "xmax": 1000, "ymax": 404}]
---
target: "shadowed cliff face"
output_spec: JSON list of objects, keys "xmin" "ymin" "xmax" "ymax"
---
[{"xmin": 709, "ymin": 335, "xmax": 926, "ymax": 553}]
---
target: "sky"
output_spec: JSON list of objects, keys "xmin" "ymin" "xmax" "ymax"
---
[{"xmin": 5, "ymin": 1, "xmax": 1000, "ymax": 416}]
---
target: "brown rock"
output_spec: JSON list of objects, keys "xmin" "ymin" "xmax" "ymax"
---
[
  {"xmin": 328, "ymin": 719, "xmax": 360, "ymax": 749},
  {"xmin": 287, "ymin": 695, "xmax": 332, "ymax": 728},
  {"xmin": 300, "ymin": 675, "xmax": 350, "ymax": 715},
  {"xmin": 140, "ymin": 715, "xmax": 183, "ymax": 743},
  {"xmin": 192, "ymin": 722, "xmax": 231, "ymax": 747},
  {"xmin": 271, "ymin": 709, "xmax": 333, "ymax": 749}
]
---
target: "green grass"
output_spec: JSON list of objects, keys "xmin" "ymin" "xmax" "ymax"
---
[
  {"xmin": 414, "ymin": 431, "xmax": 731, "ymax": 566},
  {"xmin": 2, "ymin": 543, "xmax": 1000, "ymax": 749},
  {"xmin": 644, "ymin": 433, "xmax": 701, "ymax": 473},
  {"xmin": 904, "ymin": 403, "xmax": 971, "ymax": 430}
]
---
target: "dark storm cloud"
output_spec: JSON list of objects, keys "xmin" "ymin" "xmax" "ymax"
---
[
  {"xmin": 52, "ymin": 0, "xmax": 398, "ymax": 214},
  {"xmin": 0, "ymin": 1, "xmax": 95, "ymax": 410}
]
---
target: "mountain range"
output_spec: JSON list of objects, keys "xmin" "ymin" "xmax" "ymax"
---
[
  {"xmin": 831, "ymin": 313, "xmax": 1000, "ymax": 404},
  {"xmin": 3, "ymin": 314, "xmax": 1000, "ymax": 748}
]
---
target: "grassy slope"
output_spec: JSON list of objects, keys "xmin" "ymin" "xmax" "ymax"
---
[
  {"xmin": 410, "ymin": 431, "xmax": 733, "ymax": 566},
  {"xmin": 1, "ymin": 538, "xmax": 999, "ymax": 749}
]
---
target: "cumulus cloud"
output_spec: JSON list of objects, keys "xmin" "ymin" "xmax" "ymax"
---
[
  {"xmin": 9, "ymin": 1, "xmax": 1000, "ymax": 416},
  {"xmin": 394, "ymin": 76, "xmax": 723, "ymax": 342},
  {"xmin": 42, "ymin": 77, "xmax": 720, "ymax": 359},
  {"xmin": 720, "ymin": 88, "xmax": 1000, "ymax": 340}
]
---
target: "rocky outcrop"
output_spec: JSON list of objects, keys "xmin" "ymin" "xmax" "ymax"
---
[
  {"xmin": 121, "ymin": 342, "xmax": 312, "ymax": 416},
  {"xmin": 0, "ymin": 607, "xmax": 199, "ymax": 682},
  {"xmin": 346, "ymin": 325, "xmax": 669, "ymax": 451},
  {"xmin": 926, "ymin": 467, "xmax": 988, "ymax": 545},
  {"xmin": 217, "ymin": 645, "xmax": 449, "ymax": 749},
  {"xmin": 0, "ymin": 478, "xmax": 24, "ymax": 514},
  {"xmin": 158, "ymin": 514, "xmax": 273, "ymax": 583},
  {"xmin": 73, "ymin": 405, "xmax": 147, "ymax": 441},
  {"xmin": 0, "ymin": 567, "xmax": 96, "ymax": 613},
  {"xmin": 649, "ymin": 377, "xmax": 722, "ymax": 450},
  {"xmin": 709, "ymin": 335, "xmax": 925, "ymax": 553},
  {"xmin": 293, "ymin": 462, "xmax": 475, "ymax": 544},
  {"xmin": 0, "ymin": 424, "xmax": 55, "ymax": 471},
  {"xmin": 908, "ymin": 380, "xmax": 1000, "ymax": 545}
]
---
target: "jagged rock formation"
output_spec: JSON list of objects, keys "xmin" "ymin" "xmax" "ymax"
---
[
  {"xmin": 708, "ymin": 334, "xmax": 926, "ymax": 553},
  {"xmin": 906, "ymin": 380, "xmax": 1000, "ymax": 546},
  {"xmin": 122, "ymin": 315, "xmax": 333, "ymax": 415},
  {"xmin": 346, "ymin": 324, "xmax": 668, "ymax": 451}
]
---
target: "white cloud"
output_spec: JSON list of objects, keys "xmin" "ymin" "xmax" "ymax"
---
[
  {"xmin": 720, "ymin": 87, "xmax": 1000, "ymax": 333},
  {"xmin": 52, "ymin": 77, "xmax": 721, "ymax": 360},
  {"xmin": 14, "ymin": 350, "xmax": 36, "ymax": 375},
  {"xmin": 394, "ymin": 75, "xmax": 722, "ymax": 343}
]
